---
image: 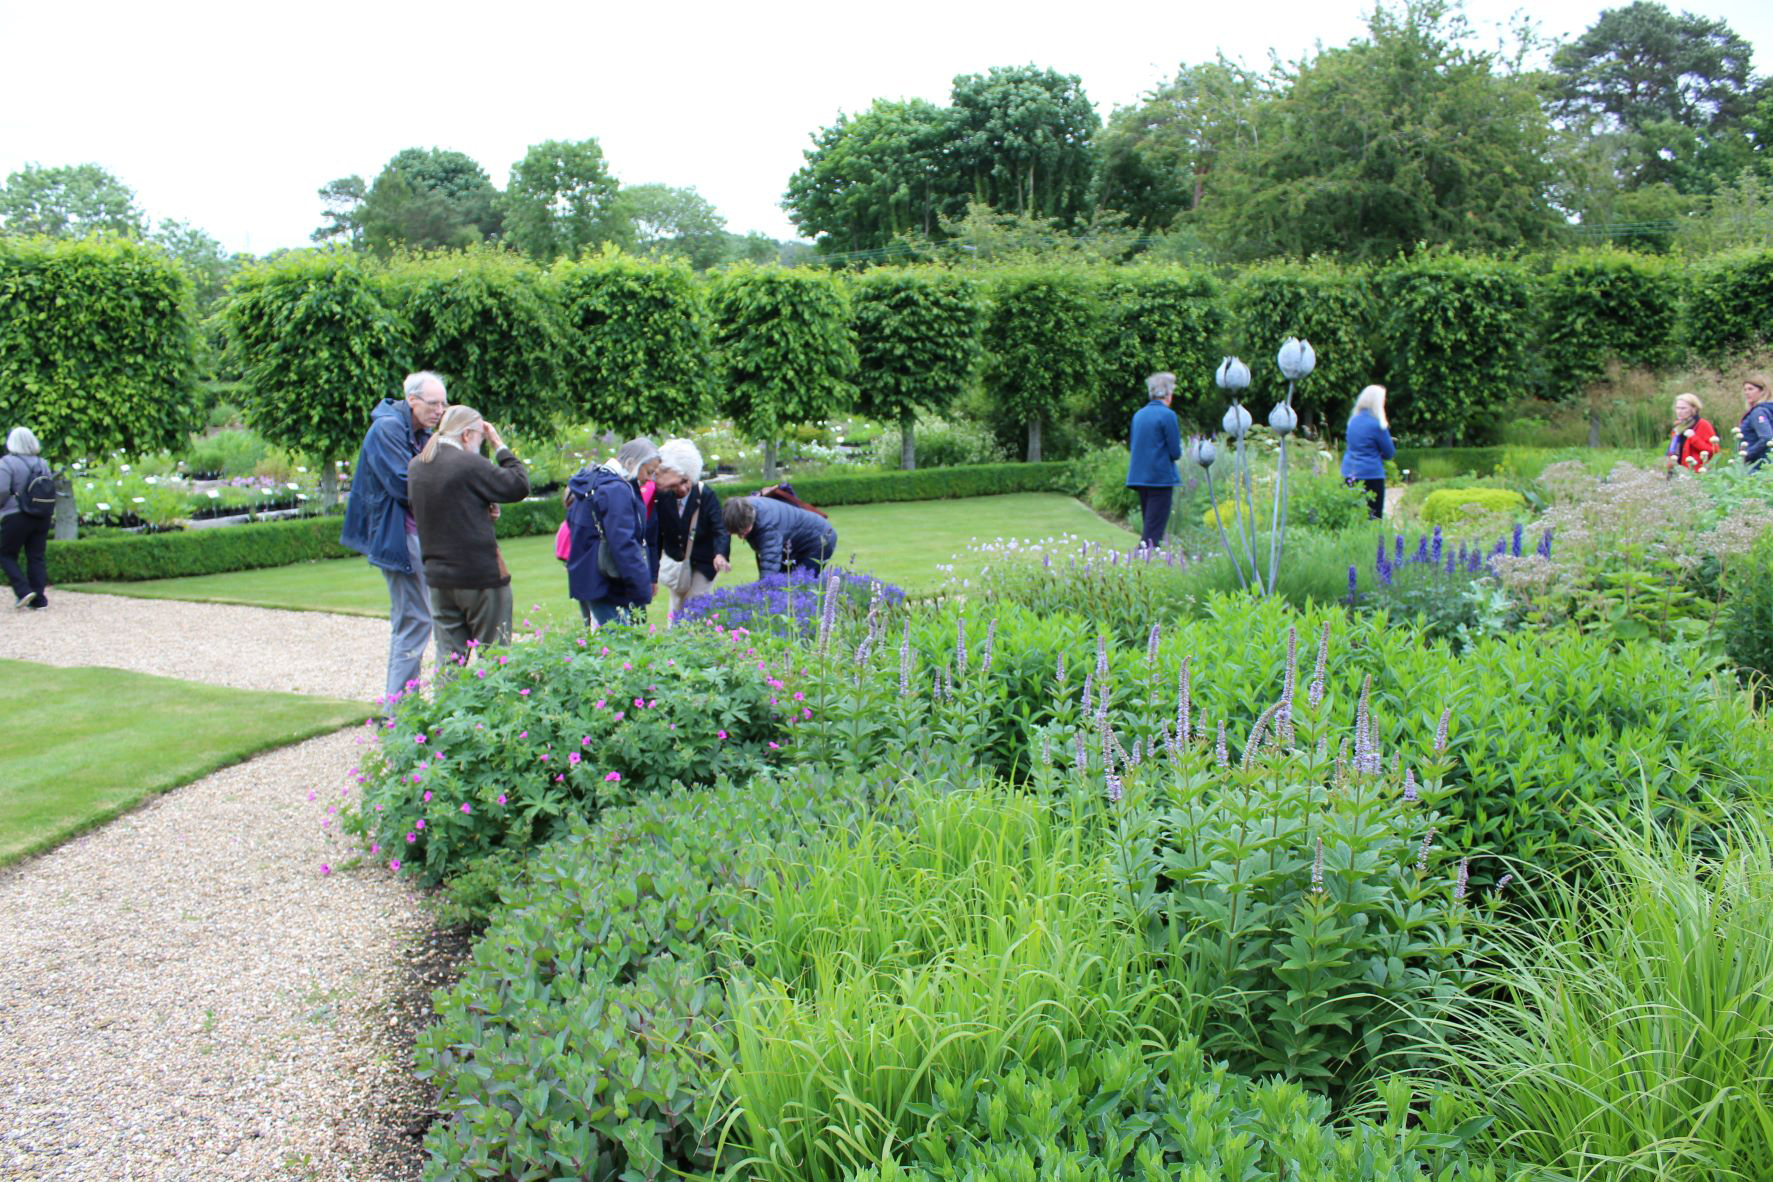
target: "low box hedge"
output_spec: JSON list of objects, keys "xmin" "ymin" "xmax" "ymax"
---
[
  {"xmin": 775, "ymin": 461, "xmax": 1074, "ymax": 507},
  {"xmin": 1420, "ymin": 487, "xmax": 1528, "ymax": 526},
  {"xmin": 1393, "ymin": 446, "xmax": 1507, "ymax": 480}
]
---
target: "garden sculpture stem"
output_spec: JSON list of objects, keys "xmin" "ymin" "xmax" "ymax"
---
[
  {"xmin": 1266, "ymin": 378, "xmax": 1298, "ymax": 595},
  {"xmin": 1202, "ymin": 464, "xmax": 1248, "ymax": 590},
  {"xmin": 1235, "ymin": 433, "xmax": 1262, "ymax": 589}
]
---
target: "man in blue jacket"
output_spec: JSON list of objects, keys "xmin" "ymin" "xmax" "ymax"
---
[
  {"xmin": 341, "ymin": 371, "xmax": 447, "ymax": 706},
  {"xmin": 722, "ymin": 494, "xmax": 837, "ymax": 577},
  {"xmin": 1125, "ymin": 372, "xmax": 1183, "ymax": 550}
]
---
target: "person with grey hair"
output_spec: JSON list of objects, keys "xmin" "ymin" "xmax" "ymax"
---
[
  {"xmin": 652, "ymin": 438, "xmax": 731, "ymax": 621},
  {"xmin": 565, "ymin": 437, "xmax": 661, "ymax": 626},
  {"xmin": 341, "ymin": 371, "xmax": 448, "ymax": 707},
  {"xmin": 1124, "ymin": 371, "xmax": 1182, "ymax": 549},
  {"xmin": 1, "ymin": 426, "xmax": 54, "ymax": 609},
  {"xmin": 722, "ymin": 492, "xmax": 836, "ymax": 577}
]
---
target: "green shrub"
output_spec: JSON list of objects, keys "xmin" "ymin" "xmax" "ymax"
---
[
  {"xmin": 1095, "ymin": 266, "xmax": 1227, "ymax": 435},
  {"xmin": 1394, "ymin": 446, "xmax": 1507, "ymax": 479},
  {"xmin": 1421, "ymin": 487, "xmax": 1527, "ymax": 526},
  {"xmin": 1288, "ymin": 468, "xmax": 1370, "ymax": 530},
  {"xmin": 0, "ymin": 235, "xmax": 200, "ymax": 464},
  {"xmin": 182, "ymin": 427, "xmax": 270, "ymax": 477},
  {"xmin": 1724, "ymin": 533, "xmax": 1773, "ymax": 698},
  {"xmin": 851, "ymin": 268, "xmax": 986, "ymax": 469},
  {"xmin": 1684, "ymin": 248, "xmax": 1773, "ymax": 359},
  {"xmin": 1067, "ymin": 445, "xmax": 1142, "ymax": 523},
  {"xmin": 775, "ymin": 461, "xmax": 1072, "ymax": 507},
  {"xmin": 866, "ymin": 416, "xmax": 1007, "ymax": 469},
  {"xmin": 1376, "ymin": 254, "xmax": 1534, "ymax": 445},
  {"xmin": 1540, "ymin": 250, "xmax": 1682, "ymax": 399},
  {"xmin": 982, "ymin": 266, "xmax": 1104, "ymax": 461}
]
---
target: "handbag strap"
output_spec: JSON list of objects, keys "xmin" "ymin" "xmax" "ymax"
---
[{"xmin": 683, "ymin": 483, "xmax": 701, "ymax": 556}]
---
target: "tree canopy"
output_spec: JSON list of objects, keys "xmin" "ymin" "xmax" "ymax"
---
[
  {"xmin": 0, "ymin": 163, "xmax": 147, "ymax": 238},
  {"xmin": 359, "ymin": 148, "xmax": 503, "ymax": 256},
  {"xmin": 502, "ymin": 138, "xmax": 625, "ymax": 263}
]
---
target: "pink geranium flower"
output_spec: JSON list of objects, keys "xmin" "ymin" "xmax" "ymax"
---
[
  {"xmin": 461, "ymin": 802, "xmax": 472, "ymax": 814},
  {"xmin": 496, "ymin": 794, "xmax": 507, "ymax": 805},
  {"xmin": 390, "ymin": 858, "xmax": 401, "ymax": 871},
  {"xmin": 604, "ymin": 771, "xmax": 621, "ymax": 783}
]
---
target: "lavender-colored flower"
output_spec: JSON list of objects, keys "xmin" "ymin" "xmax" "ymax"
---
[
  {"xmin": 1308, "ymin": 622, "xmax": 1329, "ymax": 708},
  {"xmin": 1081, "ymin": 669, "xmax": 1094, "ymax": 716},
  {"xmin": 1511, "ymin": 523, "xmax": 1524, "ymax": 558},
  {"xmin": 1311, "ymin": 836, "xmax": 1325, "ymax": 893},
  {"xmin": 1040, "ymin": 733, "xmax": 1053, "ymax": 767},
  {"xmin": 1377, "ymin": 556, "xmax": 1394, "ymax": 588},
  {"xmin": 1074, "ymin": 729, "xmax": 1088, "ymax": 772},
  {"xmin": 1402, "ymin": 768, "xmax": 1418, "ymax": 802},
  {"xmin": 1105, "ymin": 772, "xmax": 1123, "ymax": 804},
  {"xmin": 1098, "ymin": 681, "xmax": 1111, "ymax": 722},
  {"xmin": 1414, "ymin": 536, "xmax": 1429, "ymax": 564},
  {"xmin": 817, "ymin": 572, "xmax": 842, "ymax": 653},
  {"xmin": 1444, "ymin": 552, "xmax": 1455, "ymax": 575},
  {"xmin": 954, "ymin": 617, "xmax": 968, "ymax": 679},
  {"xmin": 1430, "ymin": 525, "xmax": 1443, "ymax": 565},
  {"xmin": 1376, "ymin": 533, "xmax": 1387, "ymax": 569},
  {"xmin": 1467, "ymin": 550, "xmax": 1482, "ymax": 574},
  {"xmin": 1433, "ymin": 708, "xmax": 1451, "ymax": 754},
  {"xmin": 1395, "ymin": 534, "xmax": 1405, "ymax": 564},
  {"xmin": 980, "ymin": 618, "xmax": 997, "ymax": 677},
  {"xmin": 1315, "ymin": 736, "xmax": 1328, "ymax": 760},
  {"xmin": 899, "ymin": 623, "xmax": 912, "ymax": 696},
  {"xmin": 1417, "ymin": 826, "xmax": 1436, "ymax": 874},
  {"xmin": 1177, "ymin": 659, "xmax": 1192, "ymax": 744},
  {"xmin": 1055, "ymin": 651, "xmax": 1066, "ymax": 687},
  {"xmin": 1096, "ymin": 635, "xmax": 1109, "ymax": 678},
  {"xmin": 1347, "ymin": 564, "xmax": 1359, "ymax": 602},
  {"xmin": 1493, "ymin": 872, "xmax": 1515, "ymax": 896},
  {"xmin": 1282, "ymin": 626, "xmax": 1298, "ymax": 708},
  {"xmin": 1146, "ymin": 623, "xmax": 1162, "ymax": 665},
  {"xmin": 1129, "ymin": 738, "xmax": 1143, "ymax": 768},
  {"xmin": 1536, "ymin": 527, "xmax": 1554, "ymax": 559},
  {"xmin": 1215, "ymin": 720, "xmax": 1228, "ymax": 768},
  {"xmin": 1453, "ymin": 857, "xmax": 1470, "ymax": 901}
]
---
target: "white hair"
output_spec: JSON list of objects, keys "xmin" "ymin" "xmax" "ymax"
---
[
  {"xmin": 615, "ymin": 436, "xmax": 660, "ymax": 478},
  {"xmin": 6, "ymin": 427, "xmax": 40, "ymax": 456},
  {"xmin": 403, "ymin": 371, "xmax": 446, "ymax": 400},
  {"xmin": 1146, "ymin": 372, "xmax": 1176, "ymax": 401},
  {"xmin": 656, "ymin": 438, "xmax": 704, "ymax": 485},
  {"xmin": 1353, "ymin": 384, "xmax": 1389, "ymax": 430}
]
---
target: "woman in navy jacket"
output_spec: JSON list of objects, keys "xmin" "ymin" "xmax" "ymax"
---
[
  {"xmin": 565, "ymin": 438, "xmax": 660, "ymax": 626},
  {"xmin": 1339, "ymin": 384, "xmax": 1395, "ymax": 520}
]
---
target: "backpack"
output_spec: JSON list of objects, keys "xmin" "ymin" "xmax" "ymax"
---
[
  {"xmin": 759, "ymin": 483, "xmax": 828, "ymax": 520},
  {"xmin": 4, "ymin": 456, "xmax": 55, "ymax": 519}
]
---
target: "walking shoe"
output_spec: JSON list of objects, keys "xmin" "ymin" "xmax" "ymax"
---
[
  {"xmin": 13, "ymin": 595, "xmax": 28, "ymax": 610},
  {"xmin": 27, "ymin": 595, "xmax": 48, "ymax": 610}
]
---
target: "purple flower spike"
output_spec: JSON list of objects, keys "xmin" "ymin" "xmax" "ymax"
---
[
  {"xmin": 1104, "ymin": 772, "xmax": 1123, "ymax": 804},
  {"xmin": 1215, "ymin": 721, "xmax": 1229, "ymax": 768},
  {"xmin": 1402, "ymin": 769, "xmax": 1418, "ymax": 802},
  {"xmin": 1511, "ymin": 523, "xmax": 1524, "ymax": 557},
  {"xmin": 1377, "ymin": 557, "xmax": 1394, "ymax": 588},
  {"xmin": 1394, "ymin": 534, "xmax": 1405, "ymax": 564},
  {"xmin": 1347, "ymin": 565, "xmax": 1359, "ymax": 602},
  {"xmin": 1073, "ymin": 729, "xmax": 1088, "ymax": 772},
  {"xmin": 1414, "ymin": 536, "xmax": 1429, "ymax": 564},
  {"xmin": 1430, "ymin": 525, "xmax": 1443, "ymax": 564},
  {"xmin": 1147, "ymin": 624, "xmax": 1162, "ymax": 665},
  {"xmin": 1444, "ymin": 551, "xmax": 1455, "ymax": 575},
  {"xmin": 1417, "ymin": 826, "xmax": 1436, "ymax": 873},
  {"xmin": 1311, "ymin": 836, "xmax": 1326, "ymax": 893},
  {"xmin": 1454, "ymin": 857, "xmax": 1470, "ymax": 901},
  {"xmin": 1537, "ymin": 528, "xmax": 1554, "ymax": 559}
]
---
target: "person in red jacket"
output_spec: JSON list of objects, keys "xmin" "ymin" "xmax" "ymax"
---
[{"xmin": 1666, "ymin": 392, "xmax": 1721, "ymax": 475}]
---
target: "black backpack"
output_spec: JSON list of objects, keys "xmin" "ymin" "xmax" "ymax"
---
[{"xmin": 4, "ymin": 456, "xmax": 55, "ymax": 519}]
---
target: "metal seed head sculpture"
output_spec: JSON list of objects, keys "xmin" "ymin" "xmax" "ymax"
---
[{"xmin": 1204, "ymin": 340, "xmax": 1317, "ymax": 596}]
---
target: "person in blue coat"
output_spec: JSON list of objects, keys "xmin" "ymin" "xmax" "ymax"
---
[
  {"xmin": 1125, "ymin": 372, "xmax": 1183, "ymax": 549},
  {"xmin": 1339, "ymin": 384, "xmax": 1396, "ymax": 521},
  {"xmin": 340, "ymin": 372, "xmax": 447, "ymax": 706},
  {"xmin": 1737, "ymin": 376, "xmax": 1773, "ymax": 471},
  {"xmin": 565, "ymin": 438, "xmax": 660, "ymax": 627},
  {"xmin": 722, "ymin": 494, "xmax": 837, "ymax": 577}
]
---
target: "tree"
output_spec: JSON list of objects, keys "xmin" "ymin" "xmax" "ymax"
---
[
  {"xmin": 359, "ymin": 148, "xmax": 502, "ymax": 257},
  {"xmin": 554, "ymin": 249, "xmax": 712, "ymax": 436},
  {"xmin": 949, "ymin": 66, "xmax": 1101, "ymax": 227},
  {"xmin": 1095, "ymin": 268, "xmax": 1227, "ymax": 436},
  {"xmin": 0, "ymin": 163, "xmax": 146, "ymax": 238},
  {"xmin": 617, "ymin": 184, "xmax": 728, "ymax": 270},
  {"xmin": 223, "ymin": 250, "xmax": 409, "ymax": 510},
  {"xmin": 1551, "ymin": 2, "xmax": 1757, "ymax": 194},
  {"xmin": 503, "ymin": 138, "xmax": 625, "ymax": 264},
  {"xmin": 981, "ymin": 267, "xmax": 1103, "ymax": 461},
  {"xmin": 708, "ymin": 267, "xmax": 856, "ymax": 481},
  {"xmin": 1203, "ymin": 2, "xmax": 1561, "ymax": 261},
  {"xmin": 151, "ymin": 220, "xmax": 241, "ymax": 313},
  {"xmin": 851, "ymin": 269, "xmax": 985, "ymax": 468},
  {"xmin": 311, "ymin": 175, "xmax": 367, "ymax": 246},
  {"xmin": 785, "ymin": 98, "xmax": 953, "ymax": 255}
]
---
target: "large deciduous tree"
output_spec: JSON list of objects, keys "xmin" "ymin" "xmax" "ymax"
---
[
  {"xmin": 311, "ymin": 175, "xmax": 368, "ymax": 246},
  {"xmin": 617, "ymin": 184, "xmax": 729, "ymax": 270},
  {"xmin": 851, "ymin": 269, "xmax": 985, "ymax": 469},
  {"xmin": 0, "ymin": 163, "xmax": 147, "ymax": 238},
  {"xmin": 785, "ymin": 98, "xmax": 952, "ymax": 255},
  {"xmin": 503, "ymin": 138, "xmax": 625, "ymax": 264},
  {"xmin": 359, "ymin": 148, "xmax": 503, "ymax": 256},
  {"xmin": 949, "ymin": 66, "xmax": 1100, "ymax": 227}
]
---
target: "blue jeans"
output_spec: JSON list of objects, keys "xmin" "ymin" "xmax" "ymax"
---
[
  {"xmin": 1133, "ymin": 487, "xmax": 1173, "ymax": 549},
  {"xmin": 582, "ymin": 599, "xmax": 638, "ymax": 627},
  {"xmin": 381, "ymin": 532, "xmax": 431, "ymax": 705}
]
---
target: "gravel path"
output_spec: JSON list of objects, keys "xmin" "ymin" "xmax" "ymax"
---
[
  {"xmin": 4, "ymin": 590, "xmax": 402, "ymax": 703},
  {"xmin": 0, "ymin": 729, "xmax": 433, "ymax": 1181}
]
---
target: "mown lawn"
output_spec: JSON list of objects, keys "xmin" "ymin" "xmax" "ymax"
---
[
  {"xmin": 61, "ymin": 493, "xmax": 1134, "ymax": 619},
  {"xmin": 0, "ymin": 661, "xmax": 372, "ymax": 866}
]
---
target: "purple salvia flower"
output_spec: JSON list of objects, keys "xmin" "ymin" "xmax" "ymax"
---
[
  {"xmin": 1105, "ymin": 771, "xmax": 1123, "ymax": 804},
  {"xmin": 1536, "ymin": 528, "xmax": 1553, "ymax": 559},
  {"xmin": 1467, "ymin": 550, "xmax": 1482, "ymax": 574},
  {"xmin": 1311, "ymin": 836, "xmax": 1325, "ymax": 894},
  {"xmin": 1308, "ymin": 622, "xmax": 1329, "ymax": 709},
  {"xmin": 1402, "ymin": 768, "xmax": 1418, "ymax": 802},
  {"xmin": 1444, "ymin": 551, "xmax": 1455, "ymax": 575},
  {"xmin": 1377, "ymin": 556, "xmax": 1394, "ymax": 588},
  {"xmin": 1215, "ymin": 721, "xmax": 1228, "ymax": 768},
  {"xmin": 1417, "ymin": 826, "xmax": 1435, "ymax": 873},
  {"xmin": 1430, "ymin": 525, "xmax": 1443, "ymax": 565},
  {"xmin": 1414, "ymin": 536, "xmax": 1429, "ymax": 564},
  {"xmin": 1147, "ymin": 623, "xmax": 1161, "ymax": 665},
  {"xmin": 1347, "ymin": 564, "xmax": 1359, "ymax": 602},
  {"xmin": 955, "ymin": 617, "xmax": 968, "ymax": 679},
  {"xmin": 1511, "ymin": 523, "xmax": 1524, "ymax": 558},
  {"xmin": 1377, "ymin": 533, "xmax": 1387, "ymax": 569},
  {"xmin": 1434, "ymin": 708, "xmax": 1451, "ymax": 754},
  {"xmin": 1453, "ymin": 858, "xmax": 1470, "ymax": 901},
  {"xmin": 1177, "ymin": 659, "xmax": 1192, "ymax": 745},
  {"xmin": 1395, "ymin": 534, "xmax": 1405, "ymax": 564}
]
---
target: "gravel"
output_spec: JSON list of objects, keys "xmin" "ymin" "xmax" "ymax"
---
[
  {"xmin": 0, "ymin": 595, "xmax": 452, "ymax": 1180},
  {"xmin": 4, "ymin": 590, "xmax": 404, "ymax": 703}
]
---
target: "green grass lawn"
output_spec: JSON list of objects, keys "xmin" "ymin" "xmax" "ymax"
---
[
  {"xmin": 0, "ymin": 661, "xmax": 373, "ymax": 866},
  {"xmin": 62, "ymin": 493, "xmax": 1133, "ymax": 620}
]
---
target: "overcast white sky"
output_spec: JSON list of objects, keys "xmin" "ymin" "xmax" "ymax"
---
[{"xmin": 2, "ymin": 0, "xmax": 1769, "ymax": 254}]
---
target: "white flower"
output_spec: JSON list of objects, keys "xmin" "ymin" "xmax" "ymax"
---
[
  {"xmin": 145, "ymin": 475, "xmax": 158, "ymax": 484},
  {"xmin": 132, "ymin": 496, "xmax": 145, "ymax": 504},
  {"xmin": 206, "ymin": 489, "xmax": 221, "ymax": 499},
  {"xmin": 296, "ymin": 466, "xmax": 308, "ymax": 473},
  {"xmin": 85, "ymin": 482, "xmax": 94, "ymax": 490},
  {"xmin": 286, "ymin": 482, "xmax": 299, "ymax": 490},
  {"xmin": 97, "ymin": 502, "xmax": 111, "ymax": 511},
  {"xmin": 119, "ymin": 464, "xmax": 131, "ymax": 473}
]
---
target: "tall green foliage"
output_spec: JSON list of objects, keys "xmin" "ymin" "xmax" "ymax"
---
[
  {"xmin": 224, "ymin": 250, "xmax": 409, "ymax": 506},
  {"xmin": 1096, "ymin": 266, "xmax": 1227, "ymax": 434},
  {"xmin": 708, "ymin": 266, "xmax": 857, "ymax": 479},
  {"xmin": 0, "ymin": 236, "xmax": 197, "ymax": 463},
  {"xmin": 982, "ymin": 267, "xmax": 1103, "ymax": 461},
  {"xmin": 1684, "ymin": 248, "xmax": 1773, "ymax": 359},
  {"xmin": 553, "ymin": 250, "xmax": 711, "ymax": 437},
  {"xmin": 851, "ymin": 268, "xmax": 985, "ymax": 468},
  {"xmin": 1540, "ymin": 250, "xmax": 1682, "ymax": 398},
  {"xmin": 1376, "ymin": 254, "xmax": 1534, "ymax": 444},
  {"xmin": 386, "ymin": 248, "xmax": 566, "ymax": 440},
  {"xmin": 1230, "ymin": 260, "xmax": 1375, "ymax": 430}
]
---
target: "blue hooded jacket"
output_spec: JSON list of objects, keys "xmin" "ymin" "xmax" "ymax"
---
[
  {"xmin": 1739, "ymin": 401, "xmax": 1773, "ymax": 468},
  {"xmin": 1340, "ymin": 410, "xmax": 1396, "ymax": 481},
  {"xmin": 745, "ymin": 495, "xmax": 836, "ymax": 575},
  {"xmin": 1125, "ymin": 400, "xmax": 1182, "ymax": 488},
  {"xmin": 565, "ymin": 465, "xmax": 653, "ymax": 607},
  {"xmin": 340, "ymin": 399, "xmax": 429, "ymax": 572}
]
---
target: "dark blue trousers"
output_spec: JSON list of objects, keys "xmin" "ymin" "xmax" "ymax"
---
[{"xmin": 1134, "ymin": 487, "xmax": 1173, "ymax": 549}]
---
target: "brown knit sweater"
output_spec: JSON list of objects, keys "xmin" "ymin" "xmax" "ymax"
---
[{"xmin": 407, "ymin": 444, "xmax": 531, "ymax": 589}]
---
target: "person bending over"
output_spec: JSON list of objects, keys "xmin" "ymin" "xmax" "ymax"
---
[{"xmin": 722, "ymin": 494, "xmax": 837, "ymax": 577}]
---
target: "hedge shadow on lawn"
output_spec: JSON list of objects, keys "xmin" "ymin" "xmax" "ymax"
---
[{"xmin": 0, "ymin": 660, "xmax": 373, "ymax": 867}]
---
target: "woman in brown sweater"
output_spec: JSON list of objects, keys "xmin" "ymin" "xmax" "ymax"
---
[{"xmin": 408, "ymin": 406, "xmax": 530, "ymax": 669}]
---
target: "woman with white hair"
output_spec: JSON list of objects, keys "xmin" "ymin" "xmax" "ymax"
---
[
  {"xmin": 1, "ymin": 426, "xmax": 54, "ymax": 610},
  {"xmin": 565, "ymin": 437, "xmax": 661, "ymax": 626},
  {"xmin": 1339, "ymin": 385, "xmax": 1395, "ymax": 521},
  {"xmin": 652, "ymin": 438, "xmax": 731, "ymax": 622}
]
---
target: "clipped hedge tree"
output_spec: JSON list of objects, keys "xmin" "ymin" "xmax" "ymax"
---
[
  {"xmin": 553, "ymin": 248, "xmax": 711, "ymax": 437},
  {"xmin": 1540, "ymin": 250, "xmax": 1683, "ymax": 444},
  {"xmin": 1685, "ymin": 248, "xmax": 1773, "ymax": 360},
  {"xmin": 851, "ymin": 268, "xmax": 985, "ymax": 469},
  {"xmin": 1229, "ymin": 260, "xmax": 1375, "ymax": 432},
  {"xmin": 708, "ymin": 266, "xmax": 857, "ymax": 480},
  {"xmin": 224, "ymin": 250, "xmax": 409, "ymax": 509},
  {"xmin": 386, "ymin": 247, "xmax": 567, "ymax": 440},
  {"xmin": 1097, "ymin": 267, "xmax": 1227, "ymax": 437},
  {"xmin": 0, "ymin": 235, "xmax": 198, "ymax": 536},
  {"xmin": 1376, "ymin": 254, "xmax": 1534, "ymax": 445},
  {"xmin": 982, "ymin": 266, "xmax": 1103, "ymax": 462}
]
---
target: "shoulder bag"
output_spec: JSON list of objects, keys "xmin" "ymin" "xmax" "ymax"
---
[{"xmin": 657, "ymin": 484, "xmax": 701, "ymax": 595}]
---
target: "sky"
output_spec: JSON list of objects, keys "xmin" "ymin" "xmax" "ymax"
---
[{"xmin": 3, "ymin": 0, "xmax": 1770, "ymax": 255}]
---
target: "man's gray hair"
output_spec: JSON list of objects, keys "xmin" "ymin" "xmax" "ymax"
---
[
  {"xmin": 404, "ymin": 371, "xmax": 446, "ymax": 400},
  {"xmin": 656, "ymin": 438, "xmax": 704, "ymax": 485},
  {"xmin": 1147, "ymin": 372, "xmax": 1176, "ymax": 400},
  {"xmin": 5, "ymin": 426, "xmax": 40, "ymax": 456},
  {"xmin": 616, "ymin": 436, "xmax": 661, "ymax": 477}
]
